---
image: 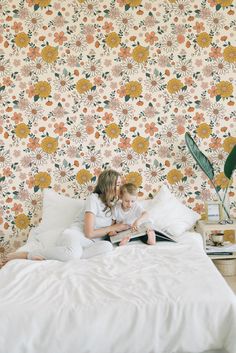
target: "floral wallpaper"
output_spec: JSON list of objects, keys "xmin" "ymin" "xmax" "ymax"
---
[{"xmin": 0, "ymin": 0, "xmax": 236, "ymax": 255}]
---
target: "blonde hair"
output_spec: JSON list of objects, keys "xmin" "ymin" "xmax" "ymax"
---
[
  {"xmin": 120, "ymin": 183, "xmax": 137, "ymax": 197},
  {"xmin": 93, "ymin": 169, "xmax": 120, "ymax": 210}
]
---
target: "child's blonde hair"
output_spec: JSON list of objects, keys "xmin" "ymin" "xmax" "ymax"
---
[
  {"xmin": 93, "ymin": 169, "xmax": 120, "ymax": 210},
  {"xmin": 120, "ymin": 183, "xmax": 137, "ymax": 197}
]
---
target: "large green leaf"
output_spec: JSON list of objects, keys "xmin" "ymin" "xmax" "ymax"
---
[
  {"xmin": 185, "ymin": 132, "xmax": 214, "ymax": 180},
  {"xmin": 224, "ymin": 145, "xmax": 236, "ymax": 179}
]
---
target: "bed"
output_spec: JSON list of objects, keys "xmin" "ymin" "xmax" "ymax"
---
[{"xmin": 0, "ymin": 231, "xmax": 236, "ymax": 353}]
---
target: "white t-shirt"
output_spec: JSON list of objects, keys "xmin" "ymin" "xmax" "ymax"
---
[
  {"xmin": 84, "ymin": 193, "xmax": 113, "ymax": 229},
  {"xmin": 112, "ymin": 201, "xmax": 144, "ymax": 225}
]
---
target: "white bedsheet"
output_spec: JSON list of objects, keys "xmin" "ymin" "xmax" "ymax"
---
[{"xmin": 0, "ymin": 232, "xmax": 235, "ymax": 353}]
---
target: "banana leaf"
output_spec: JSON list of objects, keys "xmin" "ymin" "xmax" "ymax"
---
[
  {"xmin": 224, "ymin": 145, "xmax": 236, "ymax": 180},
  {"xmin": 185, "ymin": 132, "xmax": 214, "ymax": 180}
]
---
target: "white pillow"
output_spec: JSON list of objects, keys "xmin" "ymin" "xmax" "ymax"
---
[
  {"xmin": 32, "ymin": 189, "xmax": 85, "ymax": 245},
  {"xmin": 140, "ymin": 185, "xmax": 200, "ymax": 237}
]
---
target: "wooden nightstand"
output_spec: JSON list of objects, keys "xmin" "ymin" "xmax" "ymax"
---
[{"xmin": 195, "ymin": 219, "xmax": 236, "ymax": 260}]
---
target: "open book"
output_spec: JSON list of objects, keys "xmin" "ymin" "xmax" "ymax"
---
[{"xmin": 110, "ymin": 222, "xmax": 176, "ymax": 244}]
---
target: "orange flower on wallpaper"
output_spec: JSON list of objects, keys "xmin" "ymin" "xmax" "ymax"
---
[
  {"xmin": 27, "ymin": 47, "xmax": 40, "ymax": 60},
  {"xmin": 54, "ymin": 122, "xmax": 67, "ymax": 136},
  {"xmin": 76, "ymin": 79, "xmax": 93, "ymax": 94},
  {"xmin": 167, "ymin": 79, "xmax": 183, "ymax": 94},
  {"xmin": 125, "ymin": 172, "xmax": 142, "ymax": 188},
  {"xmin": 223, "ymin": 136, "xmax": 236, "ymax": 152},
  {"xmin": 15, "ymin": 214, "xmax": 30, "ymax": 230},
  {"xmin": 41, "ymin": 45, "xmax": 58, "ymax": 64},
  {"xmin": 41, "ymin": 136, "xmax": 58, "ymax": 154},
  {"xmin": 34, "ymin": 81, "xmax": 51, "ymax": 98},
  {"xmin": 196, "ymin": 32, "xmax": 212, "ymax": 48},
  {"xmin": 76, "ymin": 169, "xmax": 93, "ymax": 185},
  {"xmin": 34, "ymin": 172, "xmax": 51, "ymax": 188},
  {"xmin": 105, "ymin": 123, "xmax": 121, "ymax": 139},
  {"xmin": 125, "ymin": 81, "xmax": 142, "ymax": 98},
  {"xmin": 15, "ymin": 32, "xmax": 30, "ymax": 48},
  {"xmin": 118, "ymin": 47, "xmax": 131, "ymax": 59},
  {"xmin": 105, "ymin": 32, "xmax": 121, "ymax": 48},
  {"xmin": 215, "ymin": 81, "xmax": 233, "ymax": 98},
  {"xmin": 15, "ymin": 123, "xmax": 30, "ymax": 138},
  {"xmin": 167, "ymin": 169, "xmax": 183, "ymax": 185},
  {"xmin": 223, "ymin": 45, "xmax": 236, "ymax": 63},
  {"xmin": 145, "ymin": 122, "xmax": 158, "ymax": 136},
  {"xmin": 196, "ymin": 123, "xmax": 212, "ymax": 139},
  {"xmin": 27, "ymin": 137, "xmax": 40, "ymax": 150},
  {"xmin": 145, "ymin": 32, "xmax": 158, "ymax": 45},
  {"xmin": 132, "ymin": 45, "xmax": 149, "ymax": 63},
  {"xmin": 215, "ymin": 172, "xmax": 232, "ymax": 189},
  {"xmin": 131, "ymin": 136, "xmax": 149, "ymax": 154},
  {"xmin": 54, "ymin": 32, "xmax": 68, "ymax": 45}
]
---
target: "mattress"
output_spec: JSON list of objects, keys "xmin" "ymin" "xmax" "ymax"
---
[{"xmin": 0, "ymin": 232, "xmax": 235, "ymax": 353}]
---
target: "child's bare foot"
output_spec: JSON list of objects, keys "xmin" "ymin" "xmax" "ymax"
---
[
  {"xmin": 147, "ymin": 229, "xmax": 156, "ymax": 245},
  {"xmin": 119, "ymin": 236, "xmax": 130, "ymax": 246}
]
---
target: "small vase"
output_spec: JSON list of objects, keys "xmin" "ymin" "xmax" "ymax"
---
[{"xmin": 219, "ymin": 191, "xmax": 233, "ymax": 224}]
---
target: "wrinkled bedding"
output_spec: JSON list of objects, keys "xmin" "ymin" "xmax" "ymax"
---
[{"xmin": 0, "ymin": 232, "xmax": 235, "ymax": 353}]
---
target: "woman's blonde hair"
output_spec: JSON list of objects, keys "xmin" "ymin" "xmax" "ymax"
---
[
  {"xmin": 93, "ymin": 169, "xmax": 120, "ymax": 210},
  {"xmin": 120, "ymin": 183, "xmax": 137, "ymax": 197}
]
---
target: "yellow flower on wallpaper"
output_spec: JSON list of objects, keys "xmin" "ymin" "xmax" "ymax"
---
[
  {"xmin": 125, "ymin": 172, "xmax": 142, "ymax": 187},
  {"xmin": 34, "ymin": 81, "xmax": 51, "ymax": 98},
  {"xmin": 41, "ymin": 45, "xmax": 58, "ymax": 64},
  {"xmin": 196, "ymin": 32, "xmax": 212, "ymax": 48},
  {"xmin": 105, "ymin": 32, "xmax": 121, "ymax": 48},
  {"xmin": 216, "ymin": 0, "xmax": 233, "ymax": 7},
  {"xmin": 34, "ymin": 172, "xmax": 51, "ymax": 188},
  {"xmin": 215, "ymin": 172, "xmax": 232, "ymax": 189},
  {"xmin": 125, "ymin": 81, "xmax": 142, "ymax": 98},
  {"xmin": 15, "ymin": 32, "xmax": 30, "ymax": 48},
  {"xmin": 223, "ymin": 45, "xmax": 236, "ymax": 63},
  {"xmin": 76, "ymin": 79, "xmax": 93, "ymax": 94},
  {"xmin": 167, "ymin": 79, "xmax": 183, "ymax": 94},
  {"xmin": 196, "ymin": 123, "xmax": 212, "ymax": 139},
  {"xmin": 76, "ymin": 169, "xmax": 93, "ymax": 184},
  {"xmin": 15, "ymin": 123, "xmax": 30, "ymax": 138},
  {"xmin": 132, "ymin": 45, "xmax": 149, "ymax": 63},
  {"xmin": 34, "ymin": 0, "xmax": 52, "ymax": 7},
  {"xmin": 223, "ymin": 136, "xmax": 236, "ymax": 153},
  {"xmin": 216, "ymin": 81, "xmax": 233, "ymax": 98},
  {"xmin": 15, "ymin": 214, "xmax": 30, "ymax": 230},
  {"xmin": 167, "ymin": 169, "xmax": 183, "ymax": 185},
  {"xmin": 131, "ymin": 136, "xmax": 149, "ymax": 154},
  {"xmin": 105, "ymin": 123, "xmax": 121, "ymax": 139},
  {"xmin": 125, "ymin": 0, "xmax": 142, "ymax": 6},
  {"xmin": 41, "ymin": 136, "xmax": 58, "ymax": 154}
]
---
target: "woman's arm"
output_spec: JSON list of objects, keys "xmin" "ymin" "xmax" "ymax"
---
[{"xmin": 84, "ymin": 212, "xmax": 130, "ymax": 239}]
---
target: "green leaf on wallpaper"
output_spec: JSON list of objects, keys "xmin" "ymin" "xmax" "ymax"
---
[
  {"xmin": 0, "ymin": 86, "xmax": 5, "ymax": 91},
  {"xmin": 216, "ymin": 4, "xmax": 221, "ymax": 10},
  {"xmin": 185, "ymin": 132, "xmax": 214, "ymax": 180},
  {"xmin": 216, "ymin": 95, "xmax": 221, "ymax": 102},
  {"xmin": 224, "ymin": 145, "xmax": 236, "ymax": 180},
  {"xmin": 34, "ymin": 4, "xmax": 39, "ymax": 10},
  {"xmin": 125, "ymin": 95, "xmax": 130, "ymax": 102},
  {"xmin": 34, "ymin": 95, "xmax": 39, "ymax": 102},
  {"xmin": 34, "ymin": 185, "xmax": 39, "ymax": 193}
]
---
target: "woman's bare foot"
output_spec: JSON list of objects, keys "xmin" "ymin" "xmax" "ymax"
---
[
  {"xmin": 29, "ymin": 255, "xmax": 45, "ymax": 261},
  {"xmin": 119, "ymin": 236, "xmax": 130, "ymax": 246},
  {"xmin": 6, "ymin": 251, "xmax": 28, "ymax": 261},
  {"xmin": 147, "ymin": 229, "xmax": 156, "ymax": 245}
]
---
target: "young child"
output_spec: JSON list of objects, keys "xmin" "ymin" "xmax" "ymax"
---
[{"xmin": 110, "ymin": 183, "xmax": 156, "ymax": 246}]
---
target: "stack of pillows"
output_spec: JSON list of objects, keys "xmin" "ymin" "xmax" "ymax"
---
[{"xmin": 28, "ymin": 185, "xmax": 200, "ymax": 246}]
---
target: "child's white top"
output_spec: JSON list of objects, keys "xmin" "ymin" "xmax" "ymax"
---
[{"xmin": 112, "ymin": 200, "xmax": 144, "ymax": 225}]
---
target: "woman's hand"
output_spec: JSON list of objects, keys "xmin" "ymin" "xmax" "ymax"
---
[{"xmin": 113, "ymin": 223, "xmax": 130, "ymax": 232}]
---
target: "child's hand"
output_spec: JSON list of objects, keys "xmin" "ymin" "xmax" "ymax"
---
[{"xmin": 131, "ymin": 220, "xmax": 139, "ymax": 231}]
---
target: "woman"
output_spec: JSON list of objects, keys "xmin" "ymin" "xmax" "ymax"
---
[{"xmin": 3, "ymin": 169, "xmax": 129, "ymax": 264}]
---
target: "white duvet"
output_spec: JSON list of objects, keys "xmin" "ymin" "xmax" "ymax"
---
[{"xmin": 0, "ymin": 232, "xmax": 235, "ymax": 353}]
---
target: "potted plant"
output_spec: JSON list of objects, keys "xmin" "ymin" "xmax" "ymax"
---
[{"xmin": 185, "ymin": 132, "xmax": 236, "ymax": 224}]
